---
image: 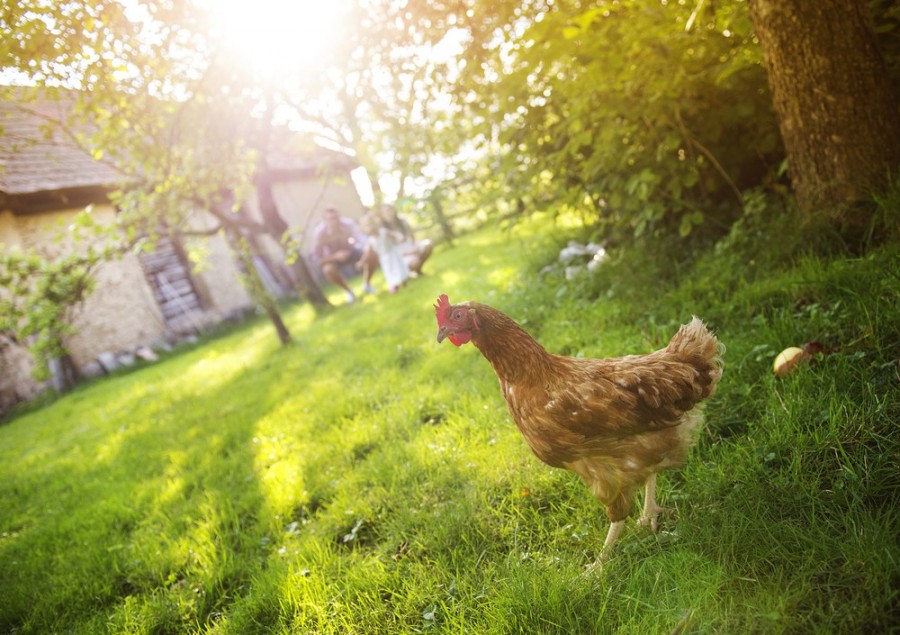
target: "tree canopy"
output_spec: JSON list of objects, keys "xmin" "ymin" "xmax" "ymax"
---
[{"xmin": 5, "ymin": 0, "xmax": 897, "ymax": 238}]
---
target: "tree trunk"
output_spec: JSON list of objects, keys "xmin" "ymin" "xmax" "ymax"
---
[
  {"xmin": 250, "ymin": 99, "xmax": 330, "ymax": 307},
  {"xmin": 254, "ymin": 174, "xmax": 331, "ymax": 306},
  {"xmin": 223, "ymin": 223, "xmax": 292, "ymax": 346},
  {"xmin": 428, "ymin": 189, "xmax": 455, "ymax": 246},
  {"xmin": 258, "ymin": 293, "xmax": 292, "ymax": 346},
  {"xmin": 748, "ymin": 0, "xmax": 900, "ymax": 232},
  {"xmin": 48, "ymin": 354, "xmax": 79, "ymax": 393},
  {"xmin": 339, "ymin": 87, "xmax": 384, "ymax": 204}
]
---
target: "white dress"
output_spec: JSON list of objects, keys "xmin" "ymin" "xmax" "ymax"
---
[{"xmin": 367, "ymin": 228, "xmax": 409, "ymax": 289}]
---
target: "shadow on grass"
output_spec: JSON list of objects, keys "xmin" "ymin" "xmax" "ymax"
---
[{"xmin": 0, "ymin": 334, "xmax": 309, "ymax": 633}]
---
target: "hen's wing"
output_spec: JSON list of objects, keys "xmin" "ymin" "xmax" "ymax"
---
[
  {"xmin": 509, "ymin": 350, "xmax": 715, "ymax": 466},
  {"xmin": 559, "ymin": 351, "xmax": 713, "ymax": 434}
]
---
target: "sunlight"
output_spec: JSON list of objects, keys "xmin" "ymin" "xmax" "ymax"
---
[{"xmin": 198, "ymin": 0, "xmax": 345, "ymax": 81}]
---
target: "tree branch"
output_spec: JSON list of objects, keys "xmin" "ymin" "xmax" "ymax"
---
[{"xmin": 674, "ymin": 109, "xmax": 744, "ymax": 204}]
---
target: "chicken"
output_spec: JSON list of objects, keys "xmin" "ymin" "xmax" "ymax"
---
[{"xmin": 434, "ymin": 294, "xmax": 723, "ymax": 564}]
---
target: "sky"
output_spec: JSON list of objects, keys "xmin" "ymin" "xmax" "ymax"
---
[
  {"xmin": 194, "ymin": 0, "xmax": 345, "ymax": 81},
  {"xmin": 196, "ymin": 0, "xmax": 414, "ymax": 203}
]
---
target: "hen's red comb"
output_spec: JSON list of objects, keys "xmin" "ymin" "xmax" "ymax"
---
[{"xmin": 434, "ymin": 294, "xmax": 452, "ymax": 326}]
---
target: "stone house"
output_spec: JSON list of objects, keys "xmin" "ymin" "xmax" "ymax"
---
[{"xmin": 0, "ymin": 97, "xmax": 364, "ymax": 414}]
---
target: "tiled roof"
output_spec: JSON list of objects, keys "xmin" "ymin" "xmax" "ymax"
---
[{"xmin": 0, "ymin": 99, "xmax": 124, "ymax": 196}]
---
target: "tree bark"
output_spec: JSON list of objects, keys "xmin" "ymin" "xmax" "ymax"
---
[
  {"xmin": 254, "ymin": 173, "xmax": 331, "ymax": 306},
  {"xmin": 250, "ymin": 98, "xmax": 330, "ymax": 307},
  {"xmin": 748, "ymin": 0, "xmax": 900, "ymax": 229},
  {"xmin": 219, "ymin": 213, "xmax": 292, "ymax": 347},
  {"xmin": 428, "ymin": 188, "xmax": 455, "ymax": 246},
  {"xmin": 49, "ymin": 354, "xmax": 79, "ymax": 393},
  {"xmin": 233, "ymin": 231, "xmax": 292, "ymax": 346}
]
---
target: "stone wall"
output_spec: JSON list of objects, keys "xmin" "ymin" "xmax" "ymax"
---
[
  {"xmin": 66, "ymin": 253, "xmax": 168, "ymax": 367},
  {"xmin": 0, "ymin": 204, "xmax": 170, "ymax": 407},
  {"xmin": 179, "ymin": 210, "xmax": 253, "ymax": 318}
]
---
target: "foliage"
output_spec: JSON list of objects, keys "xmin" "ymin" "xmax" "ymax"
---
[
  {"xmin": 0, "ymin": 209, "xmax": 125, "ymax": 381},
  {"xmin": 410, "ymin": 0, "xmax": 783, "ymax": 238},
  {"xmin": 0, "ymin": 211, "xmax": 897, "ymax": 633},
  {"xmin": 863, "ymin": 170, "xmax": 900, "ymax": 248},
  {"xmin": 4, "ymin": 0, "xmax": 898, "ymax": 249},
  {"xmin": 261, "ymin": 0, "xmax": 472, "ymax": 205}
]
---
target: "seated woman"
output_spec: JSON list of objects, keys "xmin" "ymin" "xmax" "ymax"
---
[
  {"xmin": 359, "ymin": 211, "xmax": 409, "ymax": 293},
  {"xmin": 379, "ymin": 203, "xmax": 433, "ymax": 277}
]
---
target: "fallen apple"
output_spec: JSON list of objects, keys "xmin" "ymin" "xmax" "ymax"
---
[{"xmin": 773, "ymin": 346, "xmax": 810, "ymax": 377}]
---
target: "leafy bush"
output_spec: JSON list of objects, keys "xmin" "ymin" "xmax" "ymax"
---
[{"xmin": 459, "ymin": 0, "xmax": 784, "ymax": 239}]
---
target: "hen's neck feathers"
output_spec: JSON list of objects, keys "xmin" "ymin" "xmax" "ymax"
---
[{"xmin": 470, "ymin": 304, "xmax": 554, "ymax": 384}]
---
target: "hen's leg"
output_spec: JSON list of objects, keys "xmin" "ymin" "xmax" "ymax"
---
[
  {"xmin": 585, "ymin": 491, "xmax": 632, "ymax": 573},
  {"xmin": 602, "ymin": 519, "xmax": 625, "ymax": 553},
  {"xmin": 584, "ymin": 520, "xmax": 625, "ymax": 574},
  {"xmin": 637, "ymin": 473, "xmax": 667, "ymax": 532}
]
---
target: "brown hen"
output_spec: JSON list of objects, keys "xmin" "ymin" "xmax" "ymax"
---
[{"xmin": 434, "ymin": 294, "xmax": 723, "ymax": 564}]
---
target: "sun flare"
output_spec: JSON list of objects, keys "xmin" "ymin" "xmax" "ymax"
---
[{"xmin": 200, "ymin": 0, "xmax": 345, "ymax": 80}]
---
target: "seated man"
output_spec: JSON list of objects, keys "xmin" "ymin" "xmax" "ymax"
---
[{"xmin": 311, "ymin": 207, "xmax": 378, "ymax": 304}]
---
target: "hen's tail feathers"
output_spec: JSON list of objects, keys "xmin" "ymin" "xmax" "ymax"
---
[{"xmin": 666, "ymin": 316, "xmax": 725, "ymax": 398}]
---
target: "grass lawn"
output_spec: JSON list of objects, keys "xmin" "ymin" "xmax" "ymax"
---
[{"xmin": 1, "ymin": 213, "xmax": 898, "ymax": 634}]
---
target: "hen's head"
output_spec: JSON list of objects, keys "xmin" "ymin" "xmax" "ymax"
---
[{"xmin": 434, "ymin": 294, "xmax": 480, "ymax": 347}]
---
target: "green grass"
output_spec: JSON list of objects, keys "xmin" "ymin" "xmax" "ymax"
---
[{"xmin": 1, "ymin": 213, "xmax": 898, "ymax": 634}]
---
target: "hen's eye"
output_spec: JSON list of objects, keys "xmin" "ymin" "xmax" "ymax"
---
[{"xmin": 453, "ymin": 310, "xmax": 463, "ymax": 320}]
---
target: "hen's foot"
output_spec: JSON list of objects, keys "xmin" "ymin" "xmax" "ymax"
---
[
  {"xmin": 639, "ymin": 473, "xmax": 670, "ymax": 532},
  {"xmin": 637, "ymin": 505, "xmax": 670, "ymax": 533},
  {"xmin": 583, "ymin": 519, "xmax": 625, "ymax": 575},
  {"xmin": 583, "ymin": 559, "xmax": 605, "ymax": 576}
]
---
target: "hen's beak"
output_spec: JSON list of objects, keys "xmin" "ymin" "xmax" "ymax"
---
[{"xmin": 436, "ymin": 326, "xmax": 449, "ymax": 343}]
